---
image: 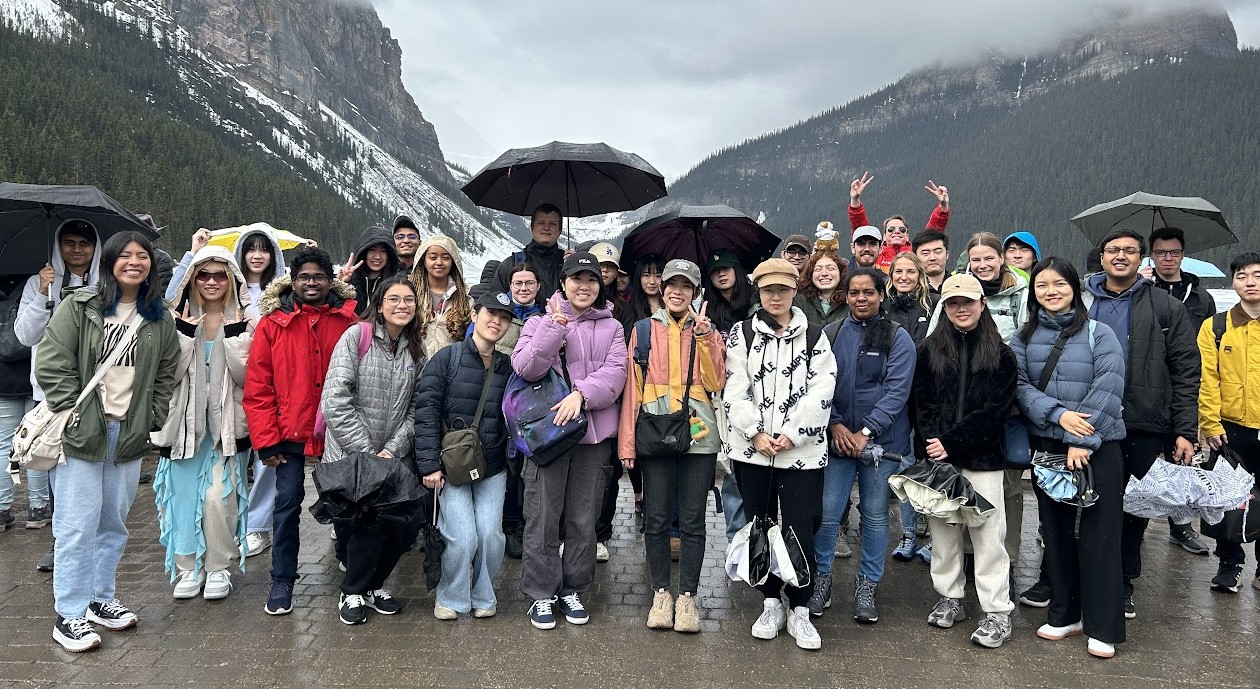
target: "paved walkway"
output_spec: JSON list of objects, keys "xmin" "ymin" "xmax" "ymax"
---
[{"xmin": 2, "ymin": 464, "xmax": 1257, "ymax": 689}]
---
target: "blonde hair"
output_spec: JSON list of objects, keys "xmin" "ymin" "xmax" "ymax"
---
[
  {"xmin": 965, "ymin": 232, "xmax": 1017, "ymax": 291},
  {"xmin": 190, "ymin": 259, "xmax": 240, "ymax": 318},
  {"xmin": 886, "ymin": 252, "xmax": 933, "ymax": 312}
]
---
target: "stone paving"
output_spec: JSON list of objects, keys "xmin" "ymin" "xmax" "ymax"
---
[{"xmin": 2, "ymin": 463, "xmax": 1258, "ymax": 689}]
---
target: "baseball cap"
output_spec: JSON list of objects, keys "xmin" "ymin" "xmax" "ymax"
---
[
  {"xmin": 940, "ymin": 273, "xmax": 984, "ymax": 302},
  {"xmin": 475, "ymin": 290, "xmax": 515, "ymax": 316},
  {"xmin": 751, "ymin": 258, "xmax": 800, "ymax": 289},
  {"xmin": 783, "ymin": 235, "xmax": 811, "ymax": 253},
  {"xmin": 562, "ymin": 252, "xmax": 601, "ymax": 278},
  {"xmin": 661, "ymin": 259, "xmax": 701, "ymax": 287},
  {"xmin": 706, "ymin": 248, "xmax": 740, "ymax": 273},
  {"xmin": 853, "ymin": 225, "xmax": 882, "ymax": 243},
  {"xmin": 588, "ymin": 242, "xmax": 621, "ymax": 268}
]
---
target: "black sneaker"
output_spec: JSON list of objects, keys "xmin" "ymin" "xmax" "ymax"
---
[
  {"xmin": 1018, "ymin": 580, "xmax": 1051, "ymax": 608},
  {"xmin": 853, "ymin": 575, "xmax": 879, "ymax": 624},
  {"xmin": 0, "ymin": 508, "xmax": 13, "ymax": 531},
  {"xmin": 339, "ymin": 593, "xmax": 368, "ymax": 625},
  {"xmin": 37, "ymin": 542, "xmax": 54, "ymax": 572},
  {"xmin": 1123, "ymin": 595, "xmax": 1136, "ymax": 619},
  {"xmin": 86, "ymin": 600, "xmax": 137, "ymax": 630},
  {"xmin": 26, "ymin": 505, "xmax": 52, "ymax": 529},
  {"xmin": 138, "ymin": 471, "xmax": 154, "ymax": 485},
  {"xmin": 366, "ymin": 589, "xmax": 402, "ymax": 615},
  {"xmin": 264, "ymin": 581, "xmax": 294, "ymax": 615},
  {"xmin": 504, "ymin": 524, "xmax": 523, "ymax": 560},
  {"xmin": 807, "ymin": 574, "xmax": 832, "ymax": 617},
  {"xmin": 53, "ymin": 616, "xmax": 101, "ymax": 652},
  {"xmin": 1211, "ymin": 563, "xmax": 1243, "ymax": 593},
  {"xmin": 1168, "ymin": 526, "xmax": 1209, "ymax": 555}
]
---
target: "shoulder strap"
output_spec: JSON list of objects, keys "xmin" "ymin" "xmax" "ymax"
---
[
  {"xmin": 1153, "ymin": 289, "xmax": 1171, "ymax": 331},
  {"xmin": 470, "ymin": 358, "xmax": 494, "ymax": 427},
  {"xmin": 742, "ymin": 319, "xmax": 755, "ymax": 354},
  {"xmin": 1212, "ymin": 312, "xmax": 1228, "ymax": 351},
  {"xmin": 1087, "ymin": 320, "xmax": 1097, "ymax": 351},
  {"xmin": 558, "ymin": 344, "xmax": 574, "ymax": 388},
  {"xmin": 1037, "ymin": 329, "xmax": 1072, "ymax": 392},
  {"xmin": 357, "ymin": 321, "xmax": 373, "ymax": 357},
  {"xmin": 75, "ymin": 314, "xmax": 146, "ymax": 411},
  {"xmin": 822, "ymin": 321, "xmax": 842, "ymax": 343},
  {"xmin": 633, "ymin": 319, "xmax": 653, "ymax": 371}
]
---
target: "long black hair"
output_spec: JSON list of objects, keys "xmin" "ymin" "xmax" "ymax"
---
[
  {"xmin": 370, "ymin": 275, "xmax": 425, "ymax": 363},
  {"xmin": 1017, "ymin": 257, "xmax": 1088, "ymax": 344},
  {"xmin": 845, "ymin": 267, "xmax": 897, "ymax": 353},
  {"xmin": 625, "ymin": 253, "xmax": 665, "ymax": 324},
  {"xmin": 922, "ymin": 293, "xmax": 1005, "ymax": 377},
  {"xmin": 240, "ymin": 232, "xmax": 278, "ymax": 287},
  {"xmin": 705, "ymin": 262, "xmax": 756, "ymax": 334},
  {"xmin": 97, "ymin": 231, "xmax": 165, "ymax": 322}
]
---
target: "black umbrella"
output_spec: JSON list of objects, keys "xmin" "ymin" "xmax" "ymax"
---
[
  {"xmin": 620, "ymin": 204, "xmax": 780, "ymax": 275},
  {"xmin": 0, "ymin": 183, "xmax": 158, "ymax": 275},
  {"xmin": 416, "ymin": 488, "xmax": 445, "ymax": 591},
  {"xmin": 309, "ymin": 453, "xmax": 425, "ymax": 536},
  {"xmin": 460, "ymin": 141, "xmax": 667, "ymax": 218},
  {"xmin": 1070, "ymin": 192, "xmax": 1236, "ymax": 253}
]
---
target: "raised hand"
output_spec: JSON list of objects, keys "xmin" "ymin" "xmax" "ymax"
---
[
  {"xmin": 191, "ymin": 227, "xmax": 212, "ymax": 254},
  {"xmin": 925, "ymin": 180, "xmax": 949, "ymax": 209},
  {"xmin": 178, "ymin": 301, "xmax": 203, "ymax": 327},
  {"xmin": 548, "ymin": 294, "xmax": 570, "ymax": 326},
  {"xmin": 850, "ymin": 171, "xmax": 874, "ymax": 206},
  {"xmin": 337, "ymin": 252, "xmax": 363, "ymax": 282},
  {"xmin": 690, "ymin": 301, "xmax": 712, "ymax": 336}
]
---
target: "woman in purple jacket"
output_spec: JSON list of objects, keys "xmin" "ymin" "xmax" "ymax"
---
[{"xmin": 511, "ymin": 252, "xmax": 628, "ymax": 630}]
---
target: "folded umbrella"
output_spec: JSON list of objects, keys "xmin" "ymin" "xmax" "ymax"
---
[
  {"xmin": 620, "ymin": 204, "xmax": 780, "ymax": 276},
  {"xmin": 309, "ymin": 453, "xmax": 425, "ymax": 536},
  {"xmin": 889, "ymin": 459, "xmax": 996, "ymax": 527},
  {"xmin": 768, "ymin": 523, "xmax": 811, "ymax": 589},
  {"xmin": 725, "ymin": 515, "xmax": 773, "ymax": 588},
  {"xmin": 1070, "ymin": 192, "xmax": 1236, "ymax": 253},
  {"xmin": 416, "ymin": 488, "xmax": 445, "ymax": 591}
]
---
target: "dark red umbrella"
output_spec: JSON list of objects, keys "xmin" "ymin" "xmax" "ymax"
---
[{"xmin": 620, "ymin": 204, "xmax": 779, "ymax": 275}]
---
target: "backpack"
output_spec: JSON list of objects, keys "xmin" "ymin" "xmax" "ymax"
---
[
  {"xmin": 313, "ymin": 322, "xmax": 374, "ymax": 440},
  {"xmin": 1211, "ymin": 312, "xmax": 1228, "ymax": 351},
  {"xmin": 0, "ymin": 283, "xmax": 31, "ymax": 363},
  {"xmin": 739, "ymin": 318, "xmax": 825, "ymax": 362}
]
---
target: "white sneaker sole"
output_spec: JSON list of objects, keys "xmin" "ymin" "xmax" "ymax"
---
[
  {"xmin": 787, "ymin": 624, "xmax": 821, "ymax": 650},
  {"xmin": 1036, "ymin": 623, "xmax": 1083, "ymax": 641},
  {"xmin": 530, "ymin": 617, "xmax": 557, "ymax": 630},
  {"xmin": 173, "ymin": 587, "xmax": 202, "ymax": 600},
  {"xmin": 53, "ymin": 628, "xmax": 101, "ymax": 652},
  {"xmin": 751, "ymin": 618, "xmax": 785, "ymax": 640},
  {"xmin": 85, "ymin": 610, "xmax": 136, "ymax": 630},
  {"xmin": 203, "ymin": 586, "xmax": 231, "ymax": 601},
  {"xmin": 563, "ymin": 614, "xmax": 589, "ymax": 625}
]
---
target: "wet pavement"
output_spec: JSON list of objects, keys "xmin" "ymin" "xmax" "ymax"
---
[{"xmin": 2, "ymin": 463, "xmax": 1258, "ymax": 689}]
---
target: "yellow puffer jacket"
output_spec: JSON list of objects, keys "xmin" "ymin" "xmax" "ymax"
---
[{"xmin": 1198, "ymin": 307, "xmax": 1260, "ymax": 436}]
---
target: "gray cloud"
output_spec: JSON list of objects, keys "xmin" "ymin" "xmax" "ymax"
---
[{"xmin": 374, "ymin": 0, "xmax": 1260, "ymax": 179}]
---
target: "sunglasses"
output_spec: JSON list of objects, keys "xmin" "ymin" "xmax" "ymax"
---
[{"xmin": 195, "ymin": 271, "xmax": 230, "ymax": 284}]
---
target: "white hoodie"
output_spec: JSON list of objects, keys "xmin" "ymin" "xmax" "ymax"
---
[{"xmin": 166, "ymin": 223, "xmax": 288, "ymax": 321}]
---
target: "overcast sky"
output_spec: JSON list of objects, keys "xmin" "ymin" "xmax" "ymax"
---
[{"xmin": 374, "ymin": 1, "xmax": 1260, "ymax": 180}]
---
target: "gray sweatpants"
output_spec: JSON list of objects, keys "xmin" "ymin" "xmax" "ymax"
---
[{"xmin": 519, "ymin": 440, "xmax": 612, "ymax": 601}]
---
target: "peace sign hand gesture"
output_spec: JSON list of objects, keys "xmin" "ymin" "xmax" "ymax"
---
[
  {"xmin": 850, "ymin": 171, "xmax": 874, "ymax": 206},
  {"xmin": 548, "ymin": 294, "xmax": 570, "ymax": 327},
  {"xmin": 690, "ymin": 301, "xmax": 712, "ymax": 336},
  {"xmin": 178, "ymin": 301, "xmax": 203, "ymax": 327},
  {"xmin": 337, "ymin": 252, "xmax": 363, "ymax": 282},
  {"xmin": 925, "ymin": 180, "xmax": 949, "ymax": 209}
]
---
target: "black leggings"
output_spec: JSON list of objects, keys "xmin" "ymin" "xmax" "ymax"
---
[{"xmin": 734, "ymin": 463, "xmax": 823, "ymax": 608}]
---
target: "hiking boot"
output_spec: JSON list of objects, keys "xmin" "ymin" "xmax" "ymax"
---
[
  {"xmin": 1087, "ymin": 637, "xmax": 1116, "ymax": 658},
  {"xmin": 366, "ymin": 589, "xmax": 402, "ymax": 615},
  {"xmin": 26, "ymin": 505, "xmax": 51, "ymax": 529},
  {"xmin": 557, "ymin": 593, "xmax": 589, "ymax": 624},
  {"xmin": 1211, "ymin": 563, "xmax": 1243, "ymax": 593},
  {"xmin": 927, "ymin": 596, "xmax": 968, "ymax": 629},
  {"xmin": 647, "ymin": 589, "xmax": 673, "ymax": 629},
  {"xmin": 751, "ymin": 598, "xmax": 786, "ymax": 640},
  {"xmin": 892, "ymin": 534, "xmax": 917, "ymax": 562},
  {"xmin": 244, "ymin": 532, "xmax": 271, "ymax": 557},
  {"xmin": 914, "ymin": 542, "xmax": 932, "ymax": 565},
  {"xmin": 1168, "ymin": 525, "xmax": 1209, "ymax": 555},
  {"xmin": 853, "ymin": 576, "xmax": 879, "ymax": 624},
  {"xmin": 786, "ymin": 606, "xmax": 822, "ymax": 650},
  {"xmin": 673, "ymin": 593, "xmax": 700, "ymax": 633},
  {"xmin": 339, "ymin": 593, "xmax": 367, "ymax": 625},
  {"xmin": 970, "ymin": 613, "xmax": 1012, "ymax": 649},
  {"xmin": 596, "ymin": 541, "xmax": 610, "ymax": 563},
  {"xmin": 86, "ymin": 600, "xmax": 137, "ymax": 630},
  {"xmin": 53, "ymin": 616, "xmax": 101, "ymax": 652},
  {"xmin": 0, "ymin": 509, "xmax": 12, "ymax": 532},
  {"xmin": 528, "ymin": 598, "xmax": 557, "ymax": 630},
  {"xmin": 172, "ymin": 570, "xmax": 204, "ymax": 599},
  {"xmin": 433, "ymin": 603, "xmax": 458, "ymax": 620},
  {"xmin": 504, "ymin": 524, "xmax": 523, "ymax": 559},
  {"xmin": 203, "ymin": 570, "xmax": 232, "ymax": 600},
  {"xmin": 806, "ymin": 574, "xmax": 832, "ymax": 617},
  {"xmin": 1123, "ymin": 595, "xmax": 1135, "ymax": 619},
  {"xmin": 1019, "ymin": 580, "xmax": 1051, "ymax": 608},
  {"xmin": 37, "ymin": 542, "xmax": 54, "ymax": 572},
  {"xmin": 264, "ymin": 581, "xmax": 294, "ymax": 616}
]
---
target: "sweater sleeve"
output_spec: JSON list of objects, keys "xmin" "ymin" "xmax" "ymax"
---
[
  {"xmin": 783, "ymin": 331, "xmax": 837, "ymax": 449},
  {"xmin": 926, "ymin": 205, "xmax": 950, "ymax": 231},
  {"xmin": 14, "ymin": 275, "xmax": 50, "ymax": 347},
  {"xmin": 723, "ymin": 324, "xmax": 762, "ymax": 441},
  {"xmin": 511, "ymin": 315, "xmax": 565, "ymax": 381},
  {"xmin": 571, "ymin": 320, "xmax": 627, "ymax": 412},
  {"xmin": 149, "ymin": 318, "xmax": 182, "ymax": 431},
  {"xmin": 32, "ymin": 299, "xmax": 82, "ymax": 411},
  {"xmin": 909, "ymin": 349, "xmax": 937, "ymax": 459},
  {"xmin": 164, "ymin": 251, "xmax": 194, "ymax": 302},
  {"xmin": 1068, "ymin": 322, "xmax": 1127, "ymax": 452},
  {"xmin": 321, "ymin": 329, "xmax": 375, "ymax": 456},
  {"xmin": 618, "ymin": 328, "xmax": 642, "ymax": 461},
  {"xmin": 1197, "ymin": 318, "xmax": 1224, "ymax": 438},
  {"xmin": 848, "ymin": 203, "xmax": 870, "ymax": 231},
  {"xmin": 860, "ymin": 328, "xmax": 916, "ymax": 436},
  {"xmin": 1012, "ymin": 333, "xmax": 1062, "ymax": 431}
]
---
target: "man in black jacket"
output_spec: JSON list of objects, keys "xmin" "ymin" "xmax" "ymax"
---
[
  {"xmin": 489, "ymin": 204, "xmax": 565, "ymax": 306},
  {"xmin": 1085, "ymin": 229, "xmax": 1201, "ymax": 619},
  {"xmin": 393, "ymin": 215, "xmax": 421, "ymax": 277}
]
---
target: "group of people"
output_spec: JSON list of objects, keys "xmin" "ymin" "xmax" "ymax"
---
[{"xmin": 2, "ymin": 184, "xmax": 1256, "ymax": 661}]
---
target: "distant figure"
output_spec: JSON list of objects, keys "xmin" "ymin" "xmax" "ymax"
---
[{"xmin": 489, "ymin": 203, "xmax": 566, "ymax": 306}]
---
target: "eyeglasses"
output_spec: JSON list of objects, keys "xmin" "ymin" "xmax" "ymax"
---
[
  {"xmin": 510, "ymin": 280, "xmax": 538, "ymax": 289},
  {"xmin": 759, "ymin": 287, "xmax": 796, "ymax": 298},
  {"xmin": 1152, "ymin": 249, "xmax": 1183, "ymax": 259},
  {"xmin": 1102, "ymin": 246, "xmax": 1142, "ymax": 256},
  {"xmin": 784, "ymin": 249, "xmax": 809, "ymax": 257},
  {"xmin": 382, "ymin": 295, "xmax": 417, "ymax": 306},
  {"xmin": 394, "ymin": 233, "xmax": 420, "ymax": 242},
  {"xmin": 195, "ymin": 271, "xmax": 229, "ymax": 283},
  {"xmin": 294, "ymin": 274, "xmax": 330, "ymax": 284}
]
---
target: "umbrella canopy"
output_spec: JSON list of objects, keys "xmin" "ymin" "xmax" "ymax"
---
[
  {"xmin": 1123, "ymin": 456, "xmax": 1254, "ymax": 524},
  {"xmin": 417, "ymin": 489, "xmax": 445, "ymax": 591},
  {"xmin": 461, "ymin": 141, "xmax": 667, "ymax": 218},
  {"xmin": 724, "ymin": 515, "xmax": 773, "ymax": 588},
  {"xmin": 0, "ymin": 183, "xmax": 157, "ymax": 274},
  {"xmin": 889, "ymin": 460, "xmax": 997, "ymax": 527},
  {"xmin": 209, "ymin": 223, "xmax": 309, "ymax": 251},
  {"xmin": 621, "ymin": 205, "xmax": 780, "ymax": 275},
  {"xmin": 308, "ymin": 453, "xmax": 425, "ymax": 535},
  {"xmin": 1140, "ymin": 256, "xmax": 1225, "ymax": 279},
  {"xmin": 1070, "ymin": 192, "xmax": 1236, "ymax": 253}
]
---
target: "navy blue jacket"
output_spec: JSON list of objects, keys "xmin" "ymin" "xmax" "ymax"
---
[
  {"xmin": 828, "ymin": 313, "xmax": 916, "ymax": 457},
  {"xmin": 413, "ymin": 338, "xmax": 511, "ymax": 479}
]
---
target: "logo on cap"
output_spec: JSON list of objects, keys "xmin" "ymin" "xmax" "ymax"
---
[
  {"xmin": 579, "ymin": 257, "xmax": 592, "ymax": 264},
  {"xmin": 496, "ymin": 293, "xmax": 510, "ymax": 306},
  {"xmin": 673, "ymin": 260, "xmax": 688, "ymax": 269}
]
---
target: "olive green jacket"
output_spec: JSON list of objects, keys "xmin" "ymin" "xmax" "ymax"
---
[{"xmin": 34, "ymin": 290, "xmax": 180, "ymax": 462}]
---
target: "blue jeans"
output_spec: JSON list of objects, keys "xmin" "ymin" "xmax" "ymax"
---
[
  {"xmin": 270, "ymin": 453, "xmax": 306, "ymax": 583},
  {"xmin": 816, "ymin": 455, "xmax": 898, "ymax": 580},
  {"xmin": 246, "ymin": 455, "xmax": 276, "ymax": 533},
  {"xmin": 437, "ymin": 471, "xmax": 507, "ymax": 612},
  {"xmin": 721, "ymin": 471, "xmax": 747, "ymax": 543},
  {"xmin": 51, "ymin": 421, "xmax": 140, "ymax": 619},
  {"xmin": 0, "ymin": 398, "xmax": 46, "ymax": 510}
]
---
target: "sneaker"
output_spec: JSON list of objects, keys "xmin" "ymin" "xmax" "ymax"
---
[
  {"xmin": 172, "ymin": 570, "xmax": 204, "ymax": 599},
  {"xmin": 264, "ymin": 581, "xmax": 294, "ymax": 615},
  {"xmin": 647, "ymin": 589, "xmax": 674, "ymax": 629},
  {"xmin": 673, "ymin": 593, "xmax": 700, "ymax": 633},
  {"xmin": 203, "ymin": 570, "xmax": 232, "ymax": 600},
  {"xmin": 556, "ymin": 592, "xmax": 589, "ymax": 624},
  {"xmin": 473, "ymin": 607, "xmax": 497, "ymax": 618},
  {"xmin": 1211, "ymin": 563, "xmax": 1243, "ymax": 593},
  {"xmin": 596, "ymin": 541, "xmax": 610, "ymax": 563},
  {"xmin": 86, "ymin": 600, "xmax": 137, "ymax": 630},
  {"xmin": 37, "ymin": 542, "xmax": 54, "ymax": 572},
  {"xmin": 835, "ymin": 532, "xmax": 853, "ymax": 559},
  {"xmin": 0, "ymin": 508, "xmax": 13, "ymax": 531},
  {"xmin": 1168, "ymin": 526, "xmax": 1210, "ymax": 555},
  {"xmin": 1036, "ymin": 621, "xmax": 1083, "ymax": 640},
  {"xmin": 433, "ymin": 603, "xmax": 458, "ymax": 620},
  {"xmin": 1018, "ymin": 580, "xmax": 1051, "ymax": 608},
  {"xmin": 366, "ymin": 589, "xmax": 402, "ymax": 615},
  {"xmin": 1123, "ymin": 595, "xmax": 1136, "ymax": 619},
  {"xmin": 26, "ymin": 505, "xmax": 51, "ymax": 529},
  {"xmin": 806, "ymin": 574, "xmax": 832, "ymax": 617},
  {"xmin": 915, "ymin": 514, "xmax": 930, "ymax": 538},
  {"xmin": 927, "ymin": 596, "xmax": 968, "ymax": 629},
  {"xmin": 970, "ymin": 613, "xmax": 1013, "ymax": 649},
  {"xmin": 339, "ymin": 593, "xmax": 368, "ymax": 625},
  {"xmin": 53, "ymin": 616, "xmax": 101, "ymax": 652},
  {"xmin": 504, "ymin": 524, "xmax": 523, "ymax": 559},
  {"xmin": 786, "ymin": 606, "xmax": 822, "ymax": 650},
  {"xmin": 1087, "ymin": 637, "xmax": 1116, "ymax": 658},
  {"xmin": 892, "ymin": 534, "xmax": 917, "ymax": 562},
  {"xmin": 914, "ymin": 542, "xmax": 932, "ymax": 565},
  {"xmin": 138, "ymin": 471, "xmax": 154, "ymax": 485},
  {"xmin": 528, "ymin": 598, "xmax": 557, "ymax": 630},
  {"xmin": 244, "ymin": 532, "xmax": 271, "ymax": 557},
  {"xmin": 751, "ymin": 598, "xmax": 787, "ymax": 640},
  {"xmin": 853, "ymin": 576, "xmax": 879, "ymax": 624}
]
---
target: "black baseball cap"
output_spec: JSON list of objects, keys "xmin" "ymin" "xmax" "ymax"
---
[
  {"xmin": 475, "ymin": 290, "xmax": 515, "ymax": 316},
  {"xmin": 562, "ymin": 252, "xmax": 601, "ymax": 278}
]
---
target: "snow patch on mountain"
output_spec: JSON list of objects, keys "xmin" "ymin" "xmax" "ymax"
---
[{"xmin": 0, "ymin": 0, "xmax": 74, "ymax": 35}]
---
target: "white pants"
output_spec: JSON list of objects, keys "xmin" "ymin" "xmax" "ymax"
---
[{"xmin": 928, "ymin": 468, "xmax": 1013, "ymax": 615}]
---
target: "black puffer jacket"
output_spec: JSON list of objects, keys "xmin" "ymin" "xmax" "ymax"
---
[
  {"xmin": 413, "ymin": 338, "xmax": 511, "ymax": 479},
  {"xmin": 490, "ymin": 241, "xmax": 565, "ymax": 306},
  {"xmin": 911, "ymin": 327, "xmax": 1019, "ymax": 472},
  {"xmin": 348, "ymin": 226, "xmax": 400, "ymax": 318},
  {"xmin": 886, "ymin": 292, "xmax": 938, "ymax": 344},
  {"xmin": 1153, "ymin": 272, "xmax": 1216, "ymax": 333}
]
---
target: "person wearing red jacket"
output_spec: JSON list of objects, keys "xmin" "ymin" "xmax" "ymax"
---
[
  {"xmin": 847, "ymin": 172, "xmax": 951, "ymax": 273},
  {"xmin": 244, "ymin": 246, "xmax": 358, "ymax": 616}
]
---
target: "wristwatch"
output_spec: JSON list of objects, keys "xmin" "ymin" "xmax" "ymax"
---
[{"xmin": 860, "ymin": 428, "xmax": 872, "ymax": 438}]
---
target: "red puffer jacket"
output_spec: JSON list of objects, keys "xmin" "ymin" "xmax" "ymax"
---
[
  {"xmin": 848, "ymin": 202, "xmax": 950, "ymax": 273},
  {"xmin": 245, "ymin": 275, "xmax": 358, "ymax": 459}
]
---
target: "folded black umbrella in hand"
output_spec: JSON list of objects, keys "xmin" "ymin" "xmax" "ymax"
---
[{"xmin": 309, "ymin": 453, "xmax": 425, "ymax": 536}]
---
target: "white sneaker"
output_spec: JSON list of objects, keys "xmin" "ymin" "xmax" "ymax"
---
[
  {"xmin": 1036, "ymin": 621, "xmax": 1084, "ymax": 640},
  {"xmin": 203, "ymin": 570, "xmax": 232, "ymax": 600},
  {"xmin": 751, "ymin": 598, "xmax": 787, "ymax": 640},
  {"xmin": 172, "ymin": 570, "xmax": 204, "ymax": 599},
  {"xmin": 786, "ymin": 606, "xmax": 822, "ymax": 650},
  {"xmin": 596, "ymin": 542, "xmax": 609, "ymax": 563},
  {"xmin": 245, "ymin": 532, "xmax": 271, "ymax": 557},
  {"xmin": 1087, "ymin": 637, "xmax": 1116, "ymax": 658}
]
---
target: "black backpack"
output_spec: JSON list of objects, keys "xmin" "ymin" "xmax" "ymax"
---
[{"xmin": 0, "ymin": 283, "xmax": 31, "ymax": 363}]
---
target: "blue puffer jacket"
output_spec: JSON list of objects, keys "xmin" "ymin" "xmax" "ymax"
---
[{"xmin": 1010, "ymin": 310, "xmax": 1127, "ymax": 452}]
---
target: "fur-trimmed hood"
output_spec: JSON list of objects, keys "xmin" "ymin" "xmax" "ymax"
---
[{"xmin": 257, "ymin": 273, "xmax": 357, "ymax": 317}]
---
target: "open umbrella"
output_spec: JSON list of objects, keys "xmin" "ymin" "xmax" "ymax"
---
[
  {"xmin": 209, "ymin": 223, "xmax": 309, "ymax": 251},
  {"xmin": 1123, "ymin": 456, "xmax": 1254, "ymax": 524},
  {"xmin": 1140, "ymin": 256, "xmax": 1225, "ymax": 279},
  {"xmin": 308, "ymin": 453, "xmax": 425, "ymax": 536},
  {"xmin": 889, "ymin": 460, "xmax": 996, "ymax": 527},
  {"xmin": 461, "ymin": 141, "xmax": 667, "ymax": 218},
  {"xmin": 0, "ymin": 183, "xmax": 157, "ymax": 274},
  {"xmin": 620, "ymin": 205, "xmax": 780, "ymax": 275},
  {"xmin": 1070, "ymin": 192, "xmax": 1236, "ymax": 253}
]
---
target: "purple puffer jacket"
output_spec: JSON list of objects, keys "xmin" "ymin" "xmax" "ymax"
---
[{"xmin": 511, "ymin": 293, "xmax": 627, "ymax": 445}]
